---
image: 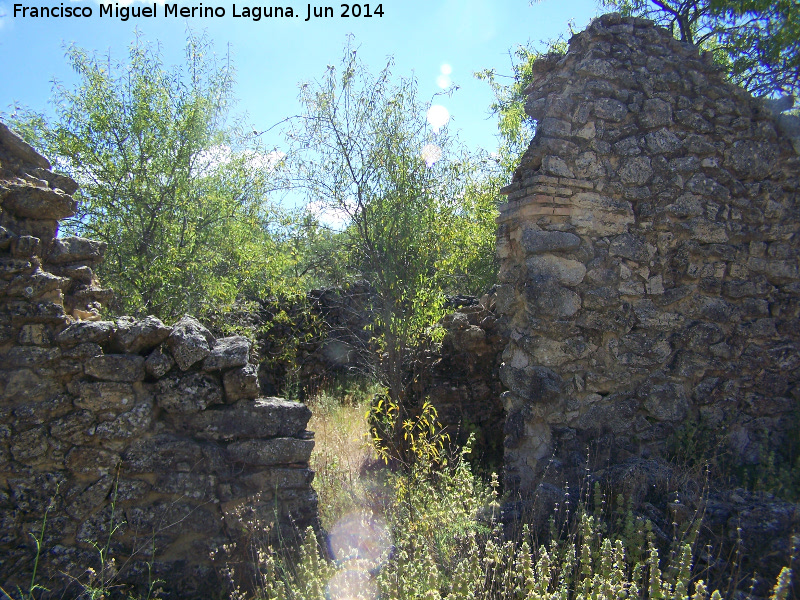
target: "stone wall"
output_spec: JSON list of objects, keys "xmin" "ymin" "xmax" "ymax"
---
[
  {"xmin": 0, "ymin": 123, "xmax": 318, "ymax": 598},
  {"xmin": 496, "ymin": 14, "xmax": 800, "ymax": 496},
  {"xmin": 407, "ymin": 294, "xmax": 506, "ymax": 466},
  {"xmin": 243, "ymin": 283, "xmax": 377, "ymax": 398}
]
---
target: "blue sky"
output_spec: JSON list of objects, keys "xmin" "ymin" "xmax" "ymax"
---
[{"xmin": 0, "ymin": 0, "xmax": 601, "ymax": 155}]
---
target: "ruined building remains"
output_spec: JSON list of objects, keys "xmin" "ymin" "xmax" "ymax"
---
[
  {"xmin": 0, "ymin": 122, "xmax": 318, "ymax": 598},
  {"xmin": 497, "ymin": 13, "xmax": 800, "ymax": 495}
]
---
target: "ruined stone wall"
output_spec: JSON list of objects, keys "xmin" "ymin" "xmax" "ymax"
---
[
  {"xmin": 245, "ymin": 283, "xmax": 377, "ymax": 398},
  {"xmin": 496, "ymin": 14, "xmax": 800, "ymax": 496},
  {"xmin": 0, "ymin": 123, "xmax": 318, "ymax": 598},
  {"xmin": 407, "ymin": 295, "xmax": 506, "ymax": 466}
]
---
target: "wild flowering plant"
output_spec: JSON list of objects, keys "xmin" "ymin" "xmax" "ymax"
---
[{"xmin": 247, "ymin": 397, "xmax": 796, "ymax": 600}]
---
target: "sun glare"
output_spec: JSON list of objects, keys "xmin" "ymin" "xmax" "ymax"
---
[{"xmin": 426, "ymin": 104, "xmax": 450, "ymax": 132}]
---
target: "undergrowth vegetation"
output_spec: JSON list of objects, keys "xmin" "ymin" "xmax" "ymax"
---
[
  {"xmin": 4, "ymin": 385, "xmax": 795, "ymax": 600},
  {"xmin": 667, "ymin": 411, "xmax": 800, "ymax": 503},
  {"xmin": 250, "ymin": 390, "xmax": 795, "ymax": 600}
]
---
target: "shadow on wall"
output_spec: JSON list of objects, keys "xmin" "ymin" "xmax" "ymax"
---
[{"xmin": 494, "ymin": 12, "xmax": 800, "ymax": 592}]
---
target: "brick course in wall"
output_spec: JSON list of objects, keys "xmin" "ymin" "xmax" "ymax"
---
[{"xmin": 496, "ymin": 13, "xmax": 800, "ymax": 495}]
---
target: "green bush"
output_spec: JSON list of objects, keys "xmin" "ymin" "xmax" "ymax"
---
[{"xmin": 246, "ymin": 407, "xmax": 794, "ymax": 600}]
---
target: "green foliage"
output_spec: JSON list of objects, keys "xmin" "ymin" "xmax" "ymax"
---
[
  {"xmin": 288, "ymin": 42, "xmax": 498, "ymax": 409},
  {"xmin": 8, "ymin": 32, "xmax": 300, "ymax": 320},
  {"xmin": 369, "ymin": 398, "xmax": 452, "ymax": 468},
  {"xmin": 475, "ymin": 35, "xmax": 569, "ymax": 174},
  {"xmin": 602, "ymin": 0, "xmax": 800, "ymax": 97},
  {"xmin": 248, "ymin": 404, "xmax": 793, "ymax": 600}
]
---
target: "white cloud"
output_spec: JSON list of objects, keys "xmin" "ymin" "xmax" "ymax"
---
[
  {"xmin": 195, "ymin": 144, "xmax": 285, "ymax": 175},
  {"xmin": 306, "ymin": 198, "xmax": 352, "ymax": 231}
]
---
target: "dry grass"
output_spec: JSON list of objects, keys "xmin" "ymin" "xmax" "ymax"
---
[{"xmin": 306, "ymin": 386, "xmax": 379, "ymax": 530}]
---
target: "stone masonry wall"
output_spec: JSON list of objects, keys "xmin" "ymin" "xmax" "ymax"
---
[
  {"xmin": 0, "ymin": 122, "xmax": 318, "ymax": 598},
  {"xmin": 407, "ymin": 295, "xmax": 507, "ymax": 466},
  {"xmin": 496, "ymin": 14, "xmax": 800, "ymax": 496}
]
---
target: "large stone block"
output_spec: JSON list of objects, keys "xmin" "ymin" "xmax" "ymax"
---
[
  {"xmin": 172, "ymin": 398, "xmax": 312, "ymax": 442},
  {"xmin": 0, "ymin": 122, "xmax": 51, "ymax": 168},
  {"xmin": 1, "ymin": 183, "xmax": 76, "ymax": 220},
  {"xmin": 156, "ymin": 372, "xmax": 223, "ymax": 413},
  {"xmin": 47, "ymin": 236, "xmax": 106, "ymax": 264},
  {"xmin": 524, "ymin": 280, "xmax": 581, "ymax": 318},
  {"xmin": 526, "ymin": 255, "xmax": 586, "ymax": 287},
  {"xmin": 166, "ymin": 316, "xmax": 214, "ymax": 371},
  {"xmin": 71, "ymin": 381, "xmax": 137, "ymax": 413},
  {"xmin": 227, "ymin": 438, "xmax": 315, "ymax": 466},
  {"xmin": 113, "ymin": 315, "xmax": 170, "ymax": 353},
  {"xmin": 56, "ymin": 320, "xmax": 115, "ymax": 346},
  {"xmin": 202, "ymin": 336, "xmax": 250, "ymax": 371},
  {"xmin": 85, "ymin": 355, "xmax": 146, "ymax": 382}
]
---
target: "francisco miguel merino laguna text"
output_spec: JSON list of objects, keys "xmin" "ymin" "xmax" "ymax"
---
[{"xmin": 13, "ymin": 2, "xmax": 384, "ymax": 20}]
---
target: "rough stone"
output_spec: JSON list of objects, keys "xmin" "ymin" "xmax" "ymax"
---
[
  {"xmin": 222, "ymin": 364, "xmax": 260, "ymax": 401},
  {"xmin": 594, "ymin": 97, "xmax": 628, "ymax": 122},
  {"xmin": 71, "ymin": 381, "xmax": 137, "ymax": 413},
  {"xmin": 496, "ymin": 15, "xmax": 800, "ymax": 548},
  {"xmin": 113, "ymin": 315, "xmax": 171, "ymax": 353},
  {"xmin": 172, "ymin": 398, "xmax": 312, "ymax": 441},
  {"xmin": 47, "ymin": 236, "xmax": 106, "ymax": 264},
  {"xmin": 0, "ymin": 122, "xmax": 51, "ymax": 168},
  {"xmin": 526, "ymin": 255, "xmax": 587, "ymax": 287},
  {"xmin": 639, "ymin": 98, "xmax": 672, "ymax": 128},
  {"xmin": 144, "ymin": 347, "xmax": 175, "ymax": 379},
  {"xmin": 65, "ymin": 447, "xmax": 121, "ymax": 476},
  {"xmin": 166, "ymin": 316, "xmax": 214, "ymax": 371},
  {"xmin": 520, "ymin": 229, "xmax": 581, "ymax": 254},
  {"xmin": 619, "ymin": 156, "xmax": 653, "ymax": 185},
  {"xmin": 56, "ymin": 321, "xmax": 115, "ymax": 347},
  {"xmin": 156, "ymin": 372, "xmax": 223, "ymax": 413},
  {"xmin": 1, "ymin": 125, "xmax": 320, "ymax": 598},
  {"xmin": 645, "ymin": 128, "xmax": 682, "ymax": 154},
  {"xmin": 227, "ymin": 438, "xmax": 315, "ymax": 466},
  {"xmin": 84, "ymin": 355, "xmax": 146, "ymax": 382},
  {"xmin": 525, "ymin": 282, "xmax": 581, "ymax": 318},
  {"xmin": 1, "ymin": 183, "xmax": 76, "ymax": 220},
  {"xmin": 202, "ymin": 335, "xmax": 250, "ymax": 371}
]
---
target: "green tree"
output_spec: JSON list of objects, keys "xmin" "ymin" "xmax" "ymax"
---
[
  {"xmin": 476, "ymin": 37, "xmax": 569, "ymax": 174},
  {"xmin": 288, "ymin": 44, "xmax": 496, "ymax": 412},
  {"xmin": 480, "ymin": 1, "xmax": 797, "ymax": 190},
  {"xmin": 603, "ymin": 0, "xmax": 799, "ymax": 97},
  {"xmin": 9, "ymin": 33, "xmax": 296, "ymax": 319}
]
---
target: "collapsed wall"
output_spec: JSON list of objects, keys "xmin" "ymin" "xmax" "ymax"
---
[
  {"xmin": 496, "ymin": 14, "xmax": 800, "ymax": 495},
  {"xmin": 407, "ymin": 295, "xmax": 506, "ymax": 465},
  {"xmin": 239, "ymin": 283, "xmax": 377, "ymax": 398},
  {"xmin": 0, "ymin": 123, "xmax": 318, "ymax": 598}
]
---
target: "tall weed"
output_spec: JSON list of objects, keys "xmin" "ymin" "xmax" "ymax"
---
[{"xmin": 250, "ymin": 398, "xmax": 795, "ymax": 600}]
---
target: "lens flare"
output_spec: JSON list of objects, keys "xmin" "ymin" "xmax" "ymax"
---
[
  {"xmin": 421, "ymin": 143, "xmax": 442, "ymax": 167},
  {"xmin": 436, "ymin": 74, "xmax": 451, "ymax": 89},
  {"xmin": 440, "ymin": 63, "xmax": 452, "ymax": 75},
  {"xmin": 426, "ymin": 104, "xmax": 450, "ymax": 133},
  {"xmin": 328, "ymin": 567, "xmax": 378, "ymax": 600},
  {"xmin": 326, "ymin": 512, "xmax": 390, "ymax": 600},
  {"xmin": 328, "ymin": 511, "xmax": 391, "ymax": 567}
]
